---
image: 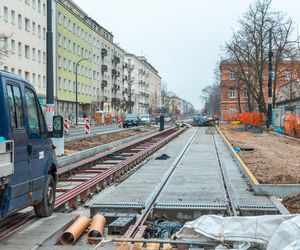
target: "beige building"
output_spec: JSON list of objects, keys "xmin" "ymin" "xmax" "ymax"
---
[{"xmin": 124, "ymin": 53, "xmax": 161, "ymax": 114}]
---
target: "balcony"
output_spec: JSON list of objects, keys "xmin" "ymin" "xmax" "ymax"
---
[
  {"xmin": 123, "ymin": 75, "xmax": 128, "ymax": 81},
  {"xmin": 111, "ymin": 69, "xmax": 117, "ymax": 76},
  {"xmin": 112, "ymin": 55, "xmax": 120, "ymax": 64},
  {"xmin": 101, "ymin": 80, "xmax": 107, "ymax": 88},
  {"xmin": 101, "ymin": 65, "xmax": 108, "ymax": 72},
  {"xmin": 111, "ymin": 97, "xmax": 120, "ymax": 103},
  {"xmin": 101, "ymin": 48, "xmax": 107, "ymax": 57}
]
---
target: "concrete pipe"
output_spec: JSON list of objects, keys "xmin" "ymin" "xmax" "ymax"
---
[
  {"xmin": 60, "ymin": 215, "xmax": 90, "ymax": 245},
  {"xmin": 88, "ymin": 214, "xmax": 106, "ymax": 243}
]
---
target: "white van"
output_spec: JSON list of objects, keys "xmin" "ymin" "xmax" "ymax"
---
[{"xmin": 139, "ymin": 114, "xmax": 151, "ymax": 125}]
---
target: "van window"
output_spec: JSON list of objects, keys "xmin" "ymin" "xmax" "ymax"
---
[
  {"xmin": 25, "ymin": 88, "xmax": 43, "ymax": 135},
  {"xmin": 6, "ymin": 84, "xmax": 25, "ymax": 129}
]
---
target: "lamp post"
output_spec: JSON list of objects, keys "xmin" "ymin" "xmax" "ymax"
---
[
  {"xmin": 75, "ymin": 58, "xmax": 90, "ymax": 125},
  {"xmin": 267, "ymin": 27, "xmax": 273, "ymax": 128}
]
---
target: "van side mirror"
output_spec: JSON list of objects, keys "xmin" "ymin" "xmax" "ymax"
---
[{"xmin": 52, "ymin": 116, "xmax": 64, "ymax": 138}]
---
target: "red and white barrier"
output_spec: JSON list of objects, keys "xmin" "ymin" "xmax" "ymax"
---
[
  {"xmin": 85, "ymin": 118, "xmax": 90, "ymax": 134},
  {"xmin": 64, "ymin": 119, "xmax": 69, "ymax": 135}
]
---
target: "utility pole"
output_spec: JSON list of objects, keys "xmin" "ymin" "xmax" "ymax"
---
[
  {"xmin": 46, "ymin": 0, "xmax": 54, "ymax": 131},
  {"xmin": 267, "ymin": 27, "xmax": 273, "ymax": 128}
]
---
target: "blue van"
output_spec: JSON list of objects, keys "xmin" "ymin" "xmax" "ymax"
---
[{"xmin": 0, "ymin": 71, "xmax": 63, "ymax": 218}]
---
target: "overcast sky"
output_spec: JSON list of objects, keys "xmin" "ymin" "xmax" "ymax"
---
[{"xmin": 73, "ymin": 0, "xmax": 300, "ymax": 110}]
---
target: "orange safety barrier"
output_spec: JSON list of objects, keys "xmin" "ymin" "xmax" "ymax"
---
[
  {"xmin": 294, "ymin": 116, "xmax": 300, "ymax": 139},
  {"xmin": 283, "ymin": 114, "xmax": 300, "ymax": 138}
]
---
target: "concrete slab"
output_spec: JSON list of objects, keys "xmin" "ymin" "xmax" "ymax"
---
[
  {"xmin": 90, "ymin": 128, "xmax": 197, "ymax": 215},
  {"xmin": 0, "ymin": 213, "xmax": 78, "ymax": 250}
]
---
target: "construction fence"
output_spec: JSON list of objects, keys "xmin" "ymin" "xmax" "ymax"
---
[{"xmin": 222, "ymin": 110, "xmax": 300, "ymax": 139}]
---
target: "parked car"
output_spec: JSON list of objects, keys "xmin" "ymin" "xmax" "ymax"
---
[
  {"xmin": 192, "ymin": 116, "xmax": 211, "ymax": 126},
  {"xmin": 123, "ymin": 114, "xmax": 140, "ymax": 127},
  {"xmin": 0, "ymin": 70, "xmax": 63, "ymax": 219},
  {"xmin": 139, "ymin": 113, "xmax": 151, "ymax": 125}
]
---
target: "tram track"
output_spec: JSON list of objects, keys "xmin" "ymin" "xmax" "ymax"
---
[{"xmin": 0, "ymin": 126, "xmax": 185, "ymax": 240}]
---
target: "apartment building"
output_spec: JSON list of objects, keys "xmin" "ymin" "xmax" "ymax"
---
[
  {"xmin": 0, "ymin": 0, "xmax": 55, "ymax": 103},
  {"xmin": 56, "ymin": 0, "xmax": 93, "ymax": 118},
  {"xmin": 220, "ymin": 60, "xmax": 300, "ymax": 120},
  {"xmin": 137, "ymin": 57, "xmax": 161, "ymax": 113},
  {"xmin": 124, "ymin": 53, "xmax": 162, "ymax": 114}
]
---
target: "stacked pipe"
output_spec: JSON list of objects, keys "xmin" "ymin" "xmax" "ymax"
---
[{"xmin": 60, "ymin": 214, "xmax": 106, "ymax": 245}]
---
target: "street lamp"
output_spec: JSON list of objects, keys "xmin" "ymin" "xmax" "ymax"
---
[{"xmin": 75, "ymin": 58, "xmax": 90, "ymax": 125}]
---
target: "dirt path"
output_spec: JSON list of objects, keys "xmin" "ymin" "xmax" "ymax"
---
[
  {"xmin": 64, "ymin": 127, "xmax": 154, "ymax": 156},
  {"xmin": 219, "ymin": 123, "xmax": 300, "ymax": 184}
]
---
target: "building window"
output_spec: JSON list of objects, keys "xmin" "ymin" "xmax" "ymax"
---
[
  {"xmin": 38, "ymin": 74, "xmax": 41, "ymax": 87},
  {"xmin": 42, "ymin": 3, "xmax": 46, "ymax": 15},
  {"xmin": 18, "ymin": 69, "xmax": 22, "ymax": 76},
  {"xmin": 25, "ymin": 45, "xmax": 30, "ymax": 58},
  {"xmin": 11, "ymin": 10, "xmax": 15, "ymax": 25},
  {"xmin": 32, "ymin": 21, "xmax": 36, "ymax": 34},
  {"xmin": 43, "ymin": 27, "xmax": 46, "ymax": 40},
  {"xmin": 63, "ymin": 16, "xmax": 67, "ymax": 28},
  {"xmin": 3, "ymin": 6, "xmax": 8, "ymax": 21},
  {"xmin": 58, "ymin": 56, "xmax": 62, "ymax": 68},
  {"xmin": 58, "ymin": 33, "xmax": 62, "ymax": 46},
  {"xmin": 11, "ymin": 68, "xmax": 15, "ymax": 74},
  {"xmin": 18, "ymin": 14, "xmax": 22, "ymax": 28},
  {"xmin": 25, "ymin": 18, "xmax": 30, "ymax": 31},
  {"xmin": 38, "ymin": 25, "xmax": 41, "ymax": 37},
  {"xmin": 32, "ymin": 73, "xmax": 36, "ymax": 85},
  {"xmin": 25, "ymin": 0, "xmax": 30, "ymax": 5},
  {"xmin": 32, "ymin": 48, "xmax": 36, "ymax": 60},
  {"xmin": 229, "ymin": 88, "xmax": 236, "ymax": 98},
  {"xmin": 32, "ymin": 0, "xmax": 36, "ymax": 9},
  {"xmin": 38, "ymin": 0, "xmax": 41, "ymax": 12},
  {"xmin": 42, "ymin": 52, "xmax": 46, "ymax": 64},
  {"xmin": 10, "ymin": 39, "xmax": 16, "ymax": 52},
  {"xmin": 229, "ymin": 71, "xmax": 236, "ymax": 80},
  {"xmin": 43, "ymin": 76, "xmax": 46, "ymax": 88},
  {"xmin": 285, "ymin": 70, "xmax": 291, "ymax": 81},
  {"xmin": 243, "ymin": 90, "xmax": 249, "ymax": 97},
  {"xmin": 18, "ymin": 42, "xmax": 22, "ymax": 56},
  {"xmin": 229, "ymin": 108, "xmax": 236, "ymax": 114},
  {"xmin": 58, "ymin": 12, "xmax": 61, "ymax": 24},
  {"xmin": 38, "ymin": 50, "xmax": 41, "ymax": 62},
  {"xmin": 25, "ymin": 71, "xmax": 30, "ymax": 81}
]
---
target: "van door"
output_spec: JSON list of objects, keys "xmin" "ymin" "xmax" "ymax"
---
[
  {"xmin": 6, "ymin": 82, "xmax": 30, "ymax": 212},
  {"xmin": 24, "ymin": 87, "xmax": 48, "ymax": 200}
]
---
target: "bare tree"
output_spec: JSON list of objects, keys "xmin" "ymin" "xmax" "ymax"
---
[
  {"xmin": 200, "ymin": 64, "xmax": 221, "ymax": 114},
  {"xmin": 224, "ymin": 0, "xmax": 297, "ymax": 113}
]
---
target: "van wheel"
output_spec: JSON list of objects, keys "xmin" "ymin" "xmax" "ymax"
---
[{"xmin": 34, "ymin": 175, "xmax": 56, "ymax": 217}]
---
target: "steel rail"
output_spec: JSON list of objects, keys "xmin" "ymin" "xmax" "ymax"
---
[
  {"xmin": 0, "ymin": 127, "xmax": 181, "ymax": 239},
  {"xmin": 212, "ymin": 131, "xmax": 238, "ymax": 216},
  {"xmin": 58, "ymin": 127, "xmax": 176, "ymax": 175},
  {"xmin": 123, "ymin": 128, "xmax": 200, "ymax": 239},
  {"xmin": 0, "ymin": 211, "xmax": 35, "ymax": 240},
  {"xmin": 55, "ymin": 128, "xmax": 186, "ymax": 210}
]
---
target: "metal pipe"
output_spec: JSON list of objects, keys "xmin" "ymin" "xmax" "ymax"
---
[
  {"xmin": 88, "ymin": 214, "xmax": 106, "ymax": 243},
  {"xmin": 60, "ymin": 215, "xmax": 90, "ymax": 245}
]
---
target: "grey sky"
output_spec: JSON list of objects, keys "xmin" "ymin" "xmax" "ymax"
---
[{"xmin": 73, "ymin": 0, "xmax": 300, "ymax": 110}]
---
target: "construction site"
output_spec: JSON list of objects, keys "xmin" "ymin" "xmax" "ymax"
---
[{"xmin": 0, "ymin": 119, "xmax": 299, "ymax": 250}]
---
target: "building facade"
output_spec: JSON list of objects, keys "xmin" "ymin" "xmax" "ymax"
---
[
  {"xmin": 124, "ymin": 54, "xmax": 161, "ymax": 115},
  {"xmin": 220, "ymin": 60, "xmax": 300, "ymax": 120},
  {"xmin": 1, "ymin": 0, "xmax": 163, "ymax": 120},
  {"xmin": 56, "ymin": 0, "xmax": 93, "ymax": 118},
  {"xmin": 0, "ymin": 0, "xmax": 55, "ymax": 104}
]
